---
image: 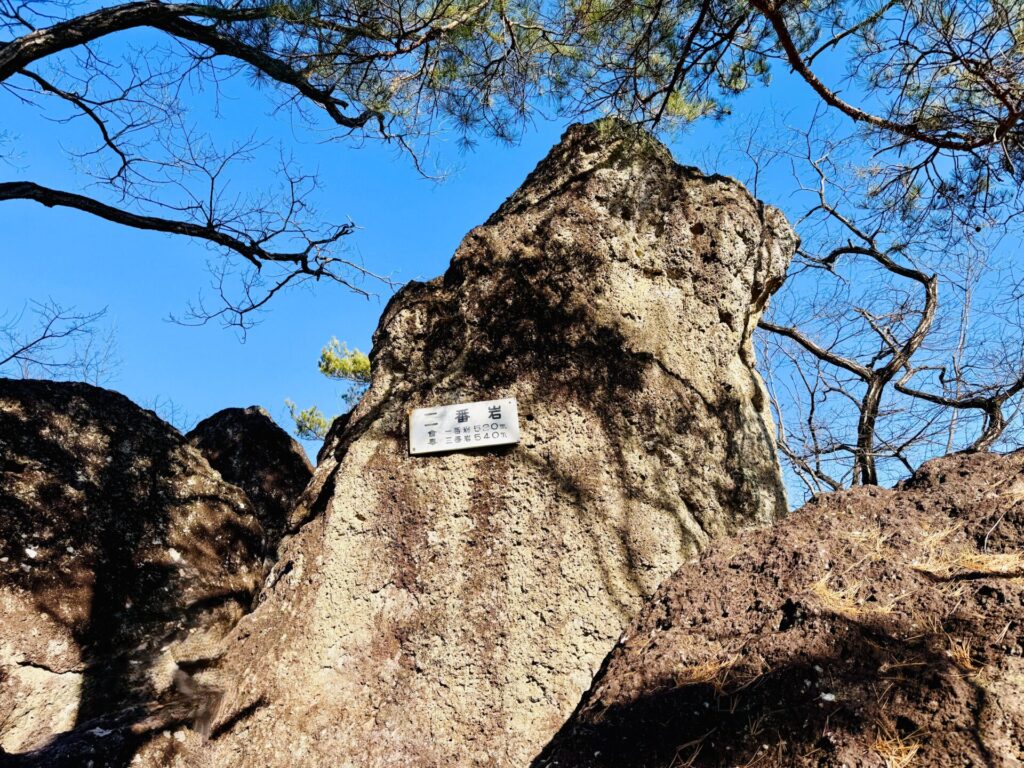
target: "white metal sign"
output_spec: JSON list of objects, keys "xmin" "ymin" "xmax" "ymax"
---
[{"xmin": 408, "ymin": 397, "xmax": 520, "ymax": 455}]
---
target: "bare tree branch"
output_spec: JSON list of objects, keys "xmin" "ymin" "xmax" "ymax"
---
[
  {"xmin": 0, "ymin": 299, "xmax": 117, "ymax": 382},
  {"xmin": 0, "ymin": 179, "xmax": 355, "ymax": 269}
]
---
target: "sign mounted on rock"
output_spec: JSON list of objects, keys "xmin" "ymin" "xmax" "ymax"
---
[{"xmin": 409, "ymin": 398, "xmax": 520, "ymax": 455}]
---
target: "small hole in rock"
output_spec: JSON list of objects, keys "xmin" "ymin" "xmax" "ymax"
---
[{"xmin": 895, "ymin": 716, "xmax": 919, "ymax": 738}]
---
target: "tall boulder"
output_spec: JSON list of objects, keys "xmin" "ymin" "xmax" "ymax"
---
[
  {"xmin": 0, "ymin": 380, "xmax": 271, "ymax": 763},
  {"xmin": 158, "ymin": 118, "xmax": 796, "ymax": 768},
  {"xmin": 534, "ymin": 450, "xmax": 1024, "ymax": 767},
  {"xmin": 188, "ymin": 406, "xmax": 313, "ymax": 544}
]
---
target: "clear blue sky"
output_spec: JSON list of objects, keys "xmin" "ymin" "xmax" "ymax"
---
[
  {"xmin": 0, "ymin": 28, "xmax": 827, "ymax": 459},
  {"xmin": 1, "ymin": 72, "xmax": 566, "ymax": 443}
]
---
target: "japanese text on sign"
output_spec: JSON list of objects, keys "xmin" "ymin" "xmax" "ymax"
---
[{"xmin": 409, "ymin": 398, "xmax": 520, "ymax": 455}]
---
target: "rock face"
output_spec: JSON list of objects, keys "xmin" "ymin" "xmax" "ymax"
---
[
  {"xmin": 188, "ymin": 406, "xmax": 313, "ymax": 543},
  {"xmin": 535, "ymin": 450, "xmax": 1024, "ymax": 767},
  {"xmin": 158, "ymin": 119, "xmax": 795, "ymax": 768},
  {"xmin": 0, "ymin": 380, "xmax": 273, "ymax": 763}
]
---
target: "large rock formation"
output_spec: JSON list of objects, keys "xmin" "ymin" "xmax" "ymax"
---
[
  {"xmin": 188, "ymin": 406, "xmax": 313, "ymax": 544},
  {"xmin": 0, "ymin": 381, "xmax": 295, "ymax": 764},
  {"xmin": 534, "ymin": 450, "xmax": 1024, "ymax": 767},
  {"xmin": 151, "ymin": 119, "xmax": 795, "ymax": 768}
]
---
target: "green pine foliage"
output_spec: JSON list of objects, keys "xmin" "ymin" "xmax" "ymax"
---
[{"xmin": 287, "ymin": 338, "xmax": 371, "ymax": 441}]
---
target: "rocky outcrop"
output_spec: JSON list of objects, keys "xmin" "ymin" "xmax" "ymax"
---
[
  {"xmin": 534, "ymin": 450, "xmax": 1024, "ymax": 767},
  {"xmin": 0, "ymin": 380, "xmax": 274, "ymax": 763},
  {"xmin": 153, "ymin": 119, "xmax": 795, "ymax": 768},
  {"xmin": 188, "ymin": 406, "xmax": 313, "ymax": 543}
]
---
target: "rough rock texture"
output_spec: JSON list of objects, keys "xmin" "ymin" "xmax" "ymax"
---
[
  {"xmin": 152, "ymin": 118, "xmax": 796, "ymax": 768},
  {"xmin": 188, "ymin": 406, "xmax": 313, "ymax": 544},
  {"xmin": 0, "ymin": 379, "xmax": 271, "ymax": 764},
  {"xmin": 535, "ymin": 450, "xmax": 1024, "ymax": 767}
]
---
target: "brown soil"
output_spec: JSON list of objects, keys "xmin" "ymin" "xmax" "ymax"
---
[{"xmin": 534, "ymin": 450, "xmax": 1024, "ymax": 767}]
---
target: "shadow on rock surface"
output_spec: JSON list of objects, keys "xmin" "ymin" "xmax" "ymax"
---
[
  {"xmin": 0, "ymin": 380, "xmax": 272, "ymax": 766},
  {"xmin": 188, "ymin": 406, "xmax": 312, "ymax": 545},
  {"xmin": 156, "ymin": 119, "xmax": 795, "ymax": 768},
  {"xmin": 533, "ymin": 450, "xmax": 1024, "ymax": 767}
]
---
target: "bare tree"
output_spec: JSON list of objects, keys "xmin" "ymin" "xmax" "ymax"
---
[
  {"xmin": 1, "ymin": 0, "xmax": 547, "ymax": 327},
  {"xmin": 144, "ymin": 393, "xmax": 197, "ymax": 431},
  {"xmin": 6, "ymin": 1, "xmax": 1021, "ymax": 332},
  {"xmin": 0, "ymin": 298, "xmax": 117, "ymax": 382},
  {"xmin": 731, "ymin": 115, "xmax": 1024, "ymax": 497}
]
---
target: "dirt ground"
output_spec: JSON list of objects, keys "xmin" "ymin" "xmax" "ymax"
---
[{"xmin": 534, "ymin": 450, "xmax": 1024, "ymax": 767}]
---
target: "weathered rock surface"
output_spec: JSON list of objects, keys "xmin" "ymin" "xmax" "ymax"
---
[
  {"xmin": 535, "ymin": 450, "xmax": 1024, "ymax": 767},
  {"xmin": 150, "ymin": 119, "xmax": 795, "ymax": 768},
  {"xmin": 0, "ymin": 380, "xmax": 272, "ymax": 763},
  {"xmin": 188, "ymin": 406, "xmax": 313, "ymax": 544}
]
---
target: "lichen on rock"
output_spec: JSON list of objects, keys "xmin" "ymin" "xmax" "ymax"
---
[
  {"xmin": 0, "ymin": 381, "xmax": 287, "ymax": 763},
  {"xmin": 159, "ymin": 118, "xmax": 796, "ymax": 768}
]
